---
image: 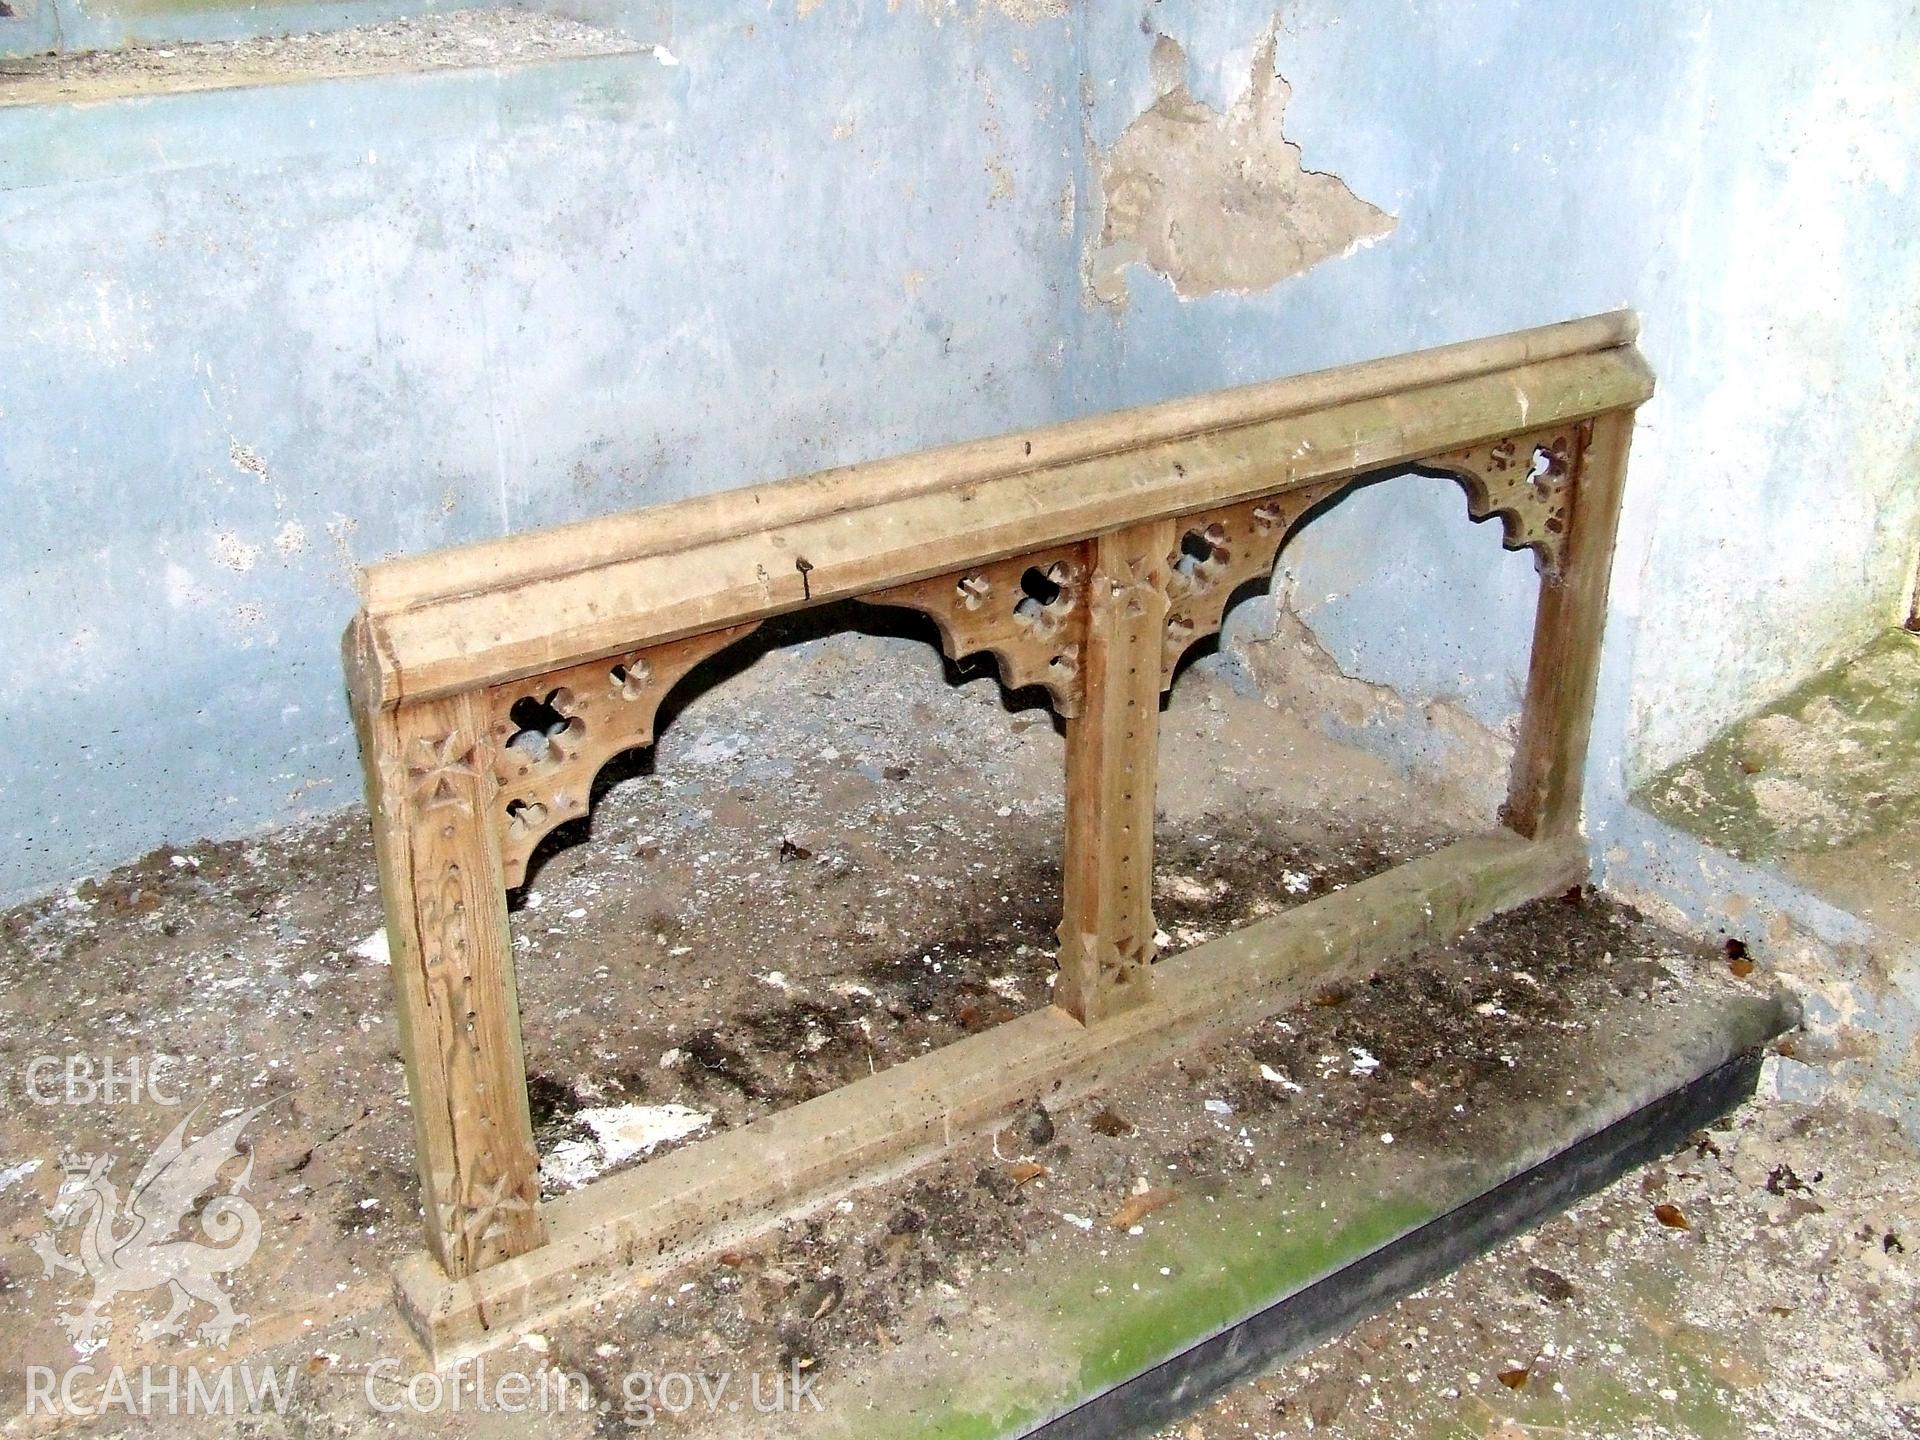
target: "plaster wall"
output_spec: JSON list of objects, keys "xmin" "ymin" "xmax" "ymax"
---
[
  {"xmin": 4, "ymin": 0, "xmax": 1917, "ymax": 907},
  {"xmin": 1073, "ymin": 0, "xmax": 1920, "ymax": 848},
  {"xmin": 0, "ymin": 3, "xmax": 1082, "ymax": 900}
]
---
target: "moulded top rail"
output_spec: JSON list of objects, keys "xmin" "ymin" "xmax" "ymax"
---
[{"xmin": 349, "ymin": 310, "xmax": 1652, "ymax": 708}]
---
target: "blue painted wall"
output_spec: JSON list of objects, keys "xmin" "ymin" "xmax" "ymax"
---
[
  {"xmin": 3, "ymin": 0, "xmax": 1917, "ymax": 905},
  {"xmin": 0, "ymin": 3, "xmax": 1083, "ymax": 900},
  {"xmin": 1073, "ymin": 0, "xmax": 1920, "ymax": 861}
]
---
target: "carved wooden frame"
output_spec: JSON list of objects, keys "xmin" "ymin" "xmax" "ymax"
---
[{"xmin": 343, "ymin": 312, "xmax": 1652, "ymax": 1360}]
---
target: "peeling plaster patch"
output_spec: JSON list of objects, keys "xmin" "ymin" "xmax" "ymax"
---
[
  {"xmin": 796, "ymin": 0, "xmax": 824, "ymax": 16},
  {"xmin": 211, "ymin": 530, "xmax": 260, "ymax": 574},
  {"xmin": 271, "ymin": 520, "xmax": 307, "ymax": 558},
  {"xmin": 1084, "ymin": 24, "xmax": 1395, "ymax": 306},
  {"xmin": 986, "ymin": 155, "xmax": 1015, "ymax": 202},
  {"xmin": 983, "ymin": 0, "xmax": 1068, "ymax": 21},
  {"xmin": 229, "ymin": 442, "xmax": 272, "ymax": 481}
]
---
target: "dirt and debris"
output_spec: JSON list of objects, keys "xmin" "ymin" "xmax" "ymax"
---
[
  {"xmin": 1157, "ymin": 1098, "xmax": 1920, "ymax": 1440},
  {"xmin": 0, "ymin": 627, "xmax": 1908, "ymax": 1437}
]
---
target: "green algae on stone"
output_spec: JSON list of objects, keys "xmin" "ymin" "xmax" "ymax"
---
[
  {"xmin": 820, "ymin": 1174, "xmax": 1439, "ymax": 1440},
  {"xmin": 1638, "ymin": 628, "xmax": 1920, "ymax": 862},
  {"xmin": 1063, "ymin": 1186, "xmax": 1434, "ymax": 1395}
]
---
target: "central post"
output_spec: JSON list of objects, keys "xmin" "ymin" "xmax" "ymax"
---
[{"xmin": 1055, "ymin": 518, "xmax": 1176, "ymax": 1024}]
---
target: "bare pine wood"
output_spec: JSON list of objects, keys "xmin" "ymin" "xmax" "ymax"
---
[
  {"xmin": 1056, "ymin": 520, "xmax": 1177, "ymax": 1025},
  {"xmin": 484, "ymin": 623, "xmax": 761, "ymax": 888},
  {"xmin": 353, "ymin": 689, "xmax": 547, "ymax": 1276},
  {"xmin": 1504, "ymin": 413, "xmax": 1633, "ymax": 838},
  {"xmin": 343, "ymin": 313, "xmax": 1655, "ymax": 1354},
  {"xmin": 1422, "ymin": 423, "xmax": 1588, "ymax": 576},
  {"xmin": 867, "ymin": 543, "xmax": 1091, "ymax": 716},
  {"xmin": 362, "ymin": 311, "xmax": 1639, "ymax": 618},
  {"xmin": 395, "ymin": 832, "xmax": 1586, "ymax": 1362},
  {"xmin": 1160, "ymin": 484, "xmax": 1342, "ymax": 686},
  {"xmin": 353, "ymin": 345, "xmax": 1654, "ymax": 708}
]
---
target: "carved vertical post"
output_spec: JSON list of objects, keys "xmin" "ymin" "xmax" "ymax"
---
[
  {"xmin": 1505, "ymin": 413, "xmax": 1632, "ymax": 840},
  {"xmin": 1056, "ymin": 519, "xmax": 1176, "ymax": 1025},
  {"xmin": 354, "ymin": 687, "xmax": 547, "ymax": 1276}
]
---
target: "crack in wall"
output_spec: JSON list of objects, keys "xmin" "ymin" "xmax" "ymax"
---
[{"xmin": 1083, "ymin": 20, "xmax": 1395, "ymax": 306}]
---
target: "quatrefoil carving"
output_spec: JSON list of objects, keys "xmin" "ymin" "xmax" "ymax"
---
[
  {"xmin": 1424, "ymin": 423, "xmax": 1587, "ymax": 575},
  {"xmin": 608, "ymin": 656, "xmax": 653, "ymax": 701},
  {"xmin": 485, "ymin": 623, "xmax": 760, "ymax": 888},
  {"xmin": 1158, "ymin": 482, "xmax": 1342, "ymax": 687},
  {"xmin": 869, "ymin": 544, "xmax": 1089, "ymax": 718},
  {"xmin": 505, "ymin": 689, "xmax": 583, "ymax": 770}
]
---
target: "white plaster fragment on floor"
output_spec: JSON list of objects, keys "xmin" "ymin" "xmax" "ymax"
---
[{"xmin": 541, "ymin": 1104, "xmax": 714, "ymax": 1191}]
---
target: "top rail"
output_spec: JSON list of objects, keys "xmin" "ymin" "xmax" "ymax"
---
[{"xmin": 349, "ymin": 311, "xmax": 1651, "ymax": 708}]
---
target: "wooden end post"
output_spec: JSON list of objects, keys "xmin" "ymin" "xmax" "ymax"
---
[
  {"xmin": 1504, "ymin": 411, "xmax": 1635, "ymax": 841},
  {"xmin": 1056, "ymin": 519, "xmax": 1176, "ymax": 1025},
  {"xmin": 354, "ymin": 685, "xmax": 548, "ymax": 1275}
]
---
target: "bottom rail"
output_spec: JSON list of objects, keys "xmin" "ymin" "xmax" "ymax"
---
[{"xmin": 396, "ymin": 830, "xmax": 1585, "ymax": 1363}]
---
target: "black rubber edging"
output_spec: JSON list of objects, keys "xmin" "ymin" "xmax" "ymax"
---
[{"xmin": 1033, "ymin": 1048, "xmax": 1766, "ymax": 1439}]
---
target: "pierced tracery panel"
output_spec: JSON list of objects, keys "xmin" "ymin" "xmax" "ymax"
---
[
  {"xmin": 1159, "ymin": 481, "xmax": 1343, "ymax": 687},
  {"xmin": 1423, "ymin": 422, "xmax": 1589, "ymax": 575},
  {"xmin": 483, "ymin": 623, "xmax": 760, "ymax": 888},
  {"xmin": 867, "ymin": 543, "xmax": 1090, "ymax": 717}
]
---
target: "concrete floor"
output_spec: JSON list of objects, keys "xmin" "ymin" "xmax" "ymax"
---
[{"xmin": 1, "ymin": 622, "xmax": 1913, "ymax": 1437}]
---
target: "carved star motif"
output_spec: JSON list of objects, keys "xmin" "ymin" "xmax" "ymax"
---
[
  {"xmin": 407, "ymin": 731, "xmax": 480, "ymax": 814},
  {"xmin": 1105, "ymin": 556, "xmax": 1160, "ymax": 618},
  {"xmin": 457, "ymin": 1170, "xmax": 535, "ymax": 1256}
]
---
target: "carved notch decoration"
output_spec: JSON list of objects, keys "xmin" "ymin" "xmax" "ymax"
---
[
  {"xmin": 1159, "ymin": 481, "xmax": 1342, "ymax": 687},
  {"xmin": 1423, "ymin": 422, "xmax": 1589, "ymax": 575},
  {"xmin": 484, "ymin": 623, "xmax": 761, "ymax": 887},
  {"xmin": 384, "ymin": 698, "xmax": 548, "ymax": 1273},
  {"xmin": 344, "ymin": 312, "xmax": 1651, "ymax": 1336},
  {"xmin": 868, "ymin": 543, "xmax": 1090, "ymax": 717}
]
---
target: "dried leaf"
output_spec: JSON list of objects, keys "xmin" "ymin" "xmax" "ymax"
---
[
  {"xmin": 1008, "ymin": 1161, "xmax": 1048, "ymax": 1186},
  {"xmin": 1523, "ymin": 1264, "xmax": 1576, "ymax": 1304},
  {"xmin": 1497, "ymin": 1366, "xmax": 1531, "ymax": 1390},
  {"xmin": 1109, "ymin": 1186, "xmax": 1178, "ymax": 1229},
  {"xmin": 1653, "ymin": 1202, "xmax": 1691, "ymax": 1230},
  {"xmin": 795, "ymin": 1276, "xmax": 843, "ymax": 1323}
]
